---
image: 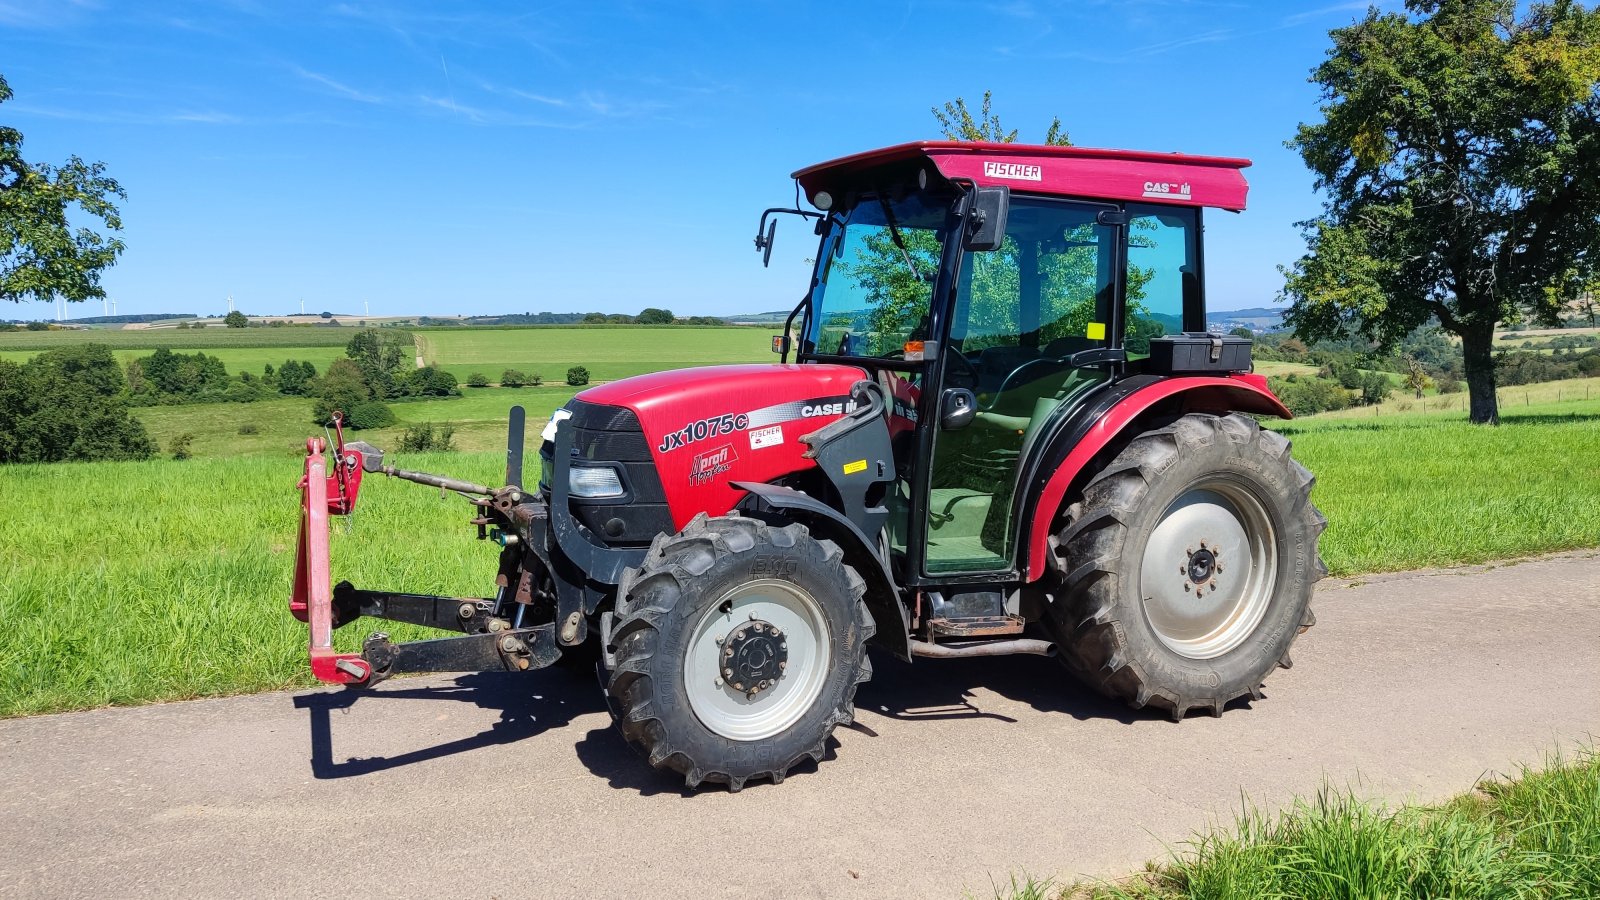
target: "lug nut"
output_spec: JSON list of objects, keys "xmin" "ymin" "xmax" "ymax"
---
[
  {"xmin": 714, "ymin": 678, "xmax": 724, "ymax": 687},
  {"xmin": 1183, "ymin": 583, "xmax": 1191, "ymax": 592},
  {"xmin": 458, "ymin": 603, "xmax": 476, "ymax": 620}
]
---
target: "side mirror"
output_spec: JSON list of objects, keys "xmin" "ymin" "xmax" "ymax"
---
[
  {"xmin": 962, "ymin": 186, "xmax": 1009, "ymax": 251},
  {"xmin": 939, "ymin": 388, "xmax": 977, "ymax": 430},
  {"xmin": 756, "ymin": 219, "xmax": 777, "ymax": 267}
]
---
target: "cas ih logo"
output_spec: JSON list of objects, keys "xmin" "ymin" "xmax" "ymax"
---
[{"xmin": 690, "ymin": 443, "xmax": 739, "ymax": 485}]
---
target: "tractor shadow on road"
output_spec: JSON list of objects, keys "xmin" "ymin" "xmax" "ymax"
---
[
  {"xmin": 291, "ymin": 650, "xmax": 1204, "ymax": 792},
  {"xmin": 292, "ymin": 669, "xmax": 607, "ymax": 780},
  {"xmin": 854, "ymin": 652, "xmax": 1149, "ymax": 728}
]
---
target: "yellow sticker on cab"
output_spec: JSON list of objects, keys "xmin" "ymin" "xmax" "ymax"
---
[
  {"xmin": 1086, "ymin": 321, "xmax": 1107, "ymax": 340},
  {"xmin": 842, "ymin": 459, "xmax": 868, "ymax": 475}
]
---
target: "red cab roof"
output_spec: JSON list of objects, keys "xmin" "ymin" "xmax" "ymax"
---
[{"xmin": 792, "ymin": 141, "xmax": 1252, "ymax": 212}]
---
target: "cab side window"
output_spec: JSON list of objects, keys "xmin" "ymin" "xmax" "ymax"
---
[{"xmin": 1125, "ymin": 205, "xmax": 1200, "ymax": 358}]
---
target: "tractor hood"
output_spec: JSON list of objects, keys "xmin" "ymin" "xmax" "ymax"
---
[{"xmin": 571, "ymin": 364, "xmax": 868, "ymax": 528}]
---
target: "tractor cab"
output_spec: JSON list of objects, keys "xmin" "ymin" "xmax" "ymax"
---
[{"xmin": 764, "ymin": 142, "xmax": 1247, "ymax": 580}]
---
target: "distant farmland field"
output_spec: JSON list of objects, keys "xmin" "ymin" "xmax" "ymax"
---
[
  {"xmin": 0, "ymin": 327, "xmax": 374, "ymax": 351},
  {"xmin": 0, "ymin": 346, "xmax": 349, "ymax": 376},
  {"xmin": 415, "ymin": 326, "xmax": 771, "ymax": 382},
  {"xmin": 135, "ymin": 386, "xmax": 576, "ymax": 459}
]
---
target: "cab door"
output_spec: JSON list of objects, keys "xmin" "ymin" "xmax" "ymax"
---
[{"xmin": 918, "ymin": 198, "xmax": 1124, "ymax": 576}]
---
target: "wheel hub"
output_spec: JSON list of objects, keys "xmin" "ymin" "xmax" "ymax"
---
[
  {"xmin": 1186, "ymin": 544, "xmax": 1218, "ymax": 584},
  {"xmin": 720, "ymin": 619, "xmax": 788, "ymax": 697}
]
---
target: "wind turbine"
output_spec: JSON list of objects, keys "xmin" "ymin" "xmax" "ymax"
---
[
  {"xmin": 300, "ymin": 297, "xmax": 305, "ymax": 315},
  {"xmin": 227, "ymin": 294, "xmax": 235, "ymax": 314},
  {"xmin": 364, "ymin": 298, "xmax": 370, "ymax": 318},
  {"xmin": 112, "ymin": 298, "xmax": 117, "ymax": 315}
]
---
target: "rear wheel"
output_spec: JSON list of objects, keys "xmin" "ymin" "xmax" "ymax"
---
[
  {"xmin": 1046, "ymin": 413, "xmax": 1326, "ymax": 719},
  {"xmin": 606, "ymin": 513, "xmax": 873, "ymax": 790}
]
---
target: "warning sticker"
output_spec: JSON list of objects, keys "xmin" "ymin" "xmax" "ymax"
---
[
  {"xmin": 749, "ymin": 424, "xmax": 784, "ymax": 450},
  {"xmin": 1086, "ymin": 321, "xmax": 1107, "ymax": 340},
  {"xmin": 842, "ymin": 459, "xmax": 868, "ymax": 475}
]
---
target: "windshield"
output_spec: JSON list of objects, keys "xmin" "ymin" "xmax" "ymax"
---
[{"xmin": 804, "ymin": 192, "xmax": 954, "ymax": 359}]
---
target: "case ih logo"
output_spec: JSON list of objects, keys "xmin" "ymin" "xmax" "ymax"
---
[
  {"xmin": 983, "ymin": 161, "xmax": 1042, "ymax": 182},
  {"xmin": 1143, "ymin": 181, "xmax": 1193, "ymax": 200},
  {"xmin": 689, "ymin": 443, "xmax": 738, "ymax": 485}
]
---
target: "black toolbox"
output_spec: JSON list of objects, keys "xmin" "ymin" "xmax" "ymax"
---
[{"xmin": 1147, "ymin": 332, "xmax": 1252, "ymax": 374}]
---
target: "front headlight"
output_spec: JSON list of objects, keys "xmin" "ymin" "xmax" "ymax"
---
[{"xmin": 569, "ymin": 465, "xmax": 626, "ymax": 499}]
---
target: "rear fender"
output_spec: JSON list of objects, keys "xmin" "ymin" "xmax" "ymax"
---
[
  {"xmin": 733, "ymin": 481, "xmax": 912, "ymax": 663},
  {"xmin": 1021, "ymin": 374, "xmax": 1291, "ymax": 582}
]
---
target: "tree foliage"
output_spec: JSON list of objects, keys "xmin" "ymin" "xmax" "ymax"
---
[
  {"xmin": 566, "ymin": 365, "xmax": 590, "ymax": 386},
  {"xmin": 0, "ymin": 75, "xmax": 126, "ymax": 305},
  {"xmin": 0, "ymin": 345, "xmax": 154, "ymax": 462},
  {"xmin": 224, "ymin": 310, "xmax": 248, "ymax": 328},
  {"xmin": 931, "ymin": 91, "xmax": 1070, "ymax": 145},
  {"xmin": 1282, "ymin": 0, "xmax": 1600, "ymax": 423},
  {"xmin": 344, "ymin": 329, "xmax": 410, "ymax": 399},
  {"xmin": 636, "ymin": 307, "xmax": 675, "ymax": 325}
]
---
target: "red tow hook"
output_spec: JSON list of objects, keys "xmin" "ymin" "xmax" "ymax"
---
[{"xmin": 292, "ymin": 435, "xmax": 372, "ymax": 686}]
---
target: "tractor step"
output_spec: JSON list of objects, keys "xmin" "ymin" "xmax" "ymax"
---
[{"xmin": 929, "ymin": 614, "xmax": 1026, "ymax": 637}]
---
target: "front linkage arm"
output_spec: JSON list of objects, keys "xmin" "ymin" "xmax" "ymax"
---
[{"xmin": 291, "ymin": 408, "xmax": 641, "ymax": 688}]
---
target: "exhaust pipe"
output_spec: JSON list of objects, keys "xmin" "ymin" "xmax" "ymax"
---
[{"xmin": 908, "ymin": 638, "xmax": 1056, "ymax": 659}]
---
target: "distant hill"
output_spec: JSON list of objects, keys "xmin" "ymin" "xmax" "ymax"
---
[
  {"xmin": 721, "ymin": 310, "xmax": 792, "ymax": 324},
  {"xmin": 40, "ymin": 313, "xmax": 195, "ymax": 325},
  {"xmin": 1208, "ymin": 306, "xmax": 1287, "ymax": 332}
]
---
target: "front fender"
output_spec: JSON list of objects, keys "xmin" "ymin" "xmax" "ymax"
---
[
  {"xmin": 1022, "ymin": 374, "xmax": 1291, "ymax": 582},
  {"xmin": 733, "ymin": 481, "xmax": 912, "ymax": 662}
]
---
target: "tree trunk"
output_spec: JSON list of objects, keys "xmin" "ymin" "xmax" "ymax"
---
[{"xmin": 1461, "ymin": 324, "xmax": 1499, "ymax": 425}]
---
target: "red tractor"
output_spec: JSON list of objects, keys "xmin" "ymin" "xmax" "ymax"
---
[{"xmin": 292, "ymin": 141, "xmax": 1325, "ymax": 790}]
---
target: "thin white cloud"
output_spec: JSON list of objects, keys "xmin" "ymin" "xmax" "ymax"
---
[
  {"xmin": 1281, "ymin": 2, "xmax": 1377, "ymax": 27},
  {"xmin": 292, "ymin": 67, "xmax": 384, "ymax": 104},
  {"xmin": 1130, "ymin": 28, "xmax": 1235, "ymax": 56}
]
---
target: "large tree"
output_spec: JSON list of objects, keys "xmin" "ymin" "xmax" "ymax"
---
[
  {"xmin": 0, "ymin": 345, "xmax": 154, "ymax": 463},
  {"xmin": 1283, "ymin": 0, "xmax": 1600, "ymax": 424},
  {"xmin": 0, "ymin": 74, "xmax": 126, "ymax": 306}
]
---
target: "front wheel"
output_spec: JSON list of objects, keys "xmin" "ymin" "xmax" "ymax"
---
[
  {"xmin": 606, "ymin": 514, "xmax": 873, "ymax": 791},
  {"xmin": 1047, "ymin": 413, "xmax": 1326, "ymax": 719}
]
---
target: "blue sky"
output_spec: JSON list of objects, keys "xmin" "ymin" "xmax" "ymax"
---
[{"xmin": 2, "ymin": 1, "xmax": 1393, "ymax": 321}]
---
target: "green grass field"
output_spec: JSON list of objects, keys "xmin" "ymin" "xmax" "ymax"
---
[
  {"xmin": 134, "ymin": 386, "xmax": 577, "ymax": 459},
  {"xmin": 415, "ymin": 325, "xmax": 771, "ymax": 382}
]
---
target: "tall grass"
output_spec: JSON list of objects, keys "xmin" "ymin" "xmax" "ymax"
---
[
  {"xmin": 0, "ymin": 451, "xmax": 510, "ymax": 716},
  {"xmin": 1280, "ymin": 404, "xmax": 1600, "ymax": 574},
  {"xmin": 1057, "ymin": 750, "xmax": 1600, "ymax": 900}
]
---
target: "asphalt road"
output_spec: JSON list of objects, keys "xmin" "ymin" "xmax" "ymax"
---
[{"xmin": 3, "ymin": 552, "xmax": 1598, "ymax": 899}]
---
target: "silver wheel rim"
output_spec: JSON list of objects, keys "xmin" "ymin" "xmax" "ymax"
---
[
  {"xmin": 1140, "ymin": 480, "xmax": 1278, "ymax": 660},
  {"xmin": 682, "ymin": 578, "xmax": 832, "ymax": 741}
]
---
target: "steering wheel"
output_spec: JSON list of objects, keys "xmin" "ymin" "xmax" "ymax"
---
[
  {"xmin": 942, "ymin": 347, "xmax": 980, "ymax": 388},
  {"xmin": 992, "ymin": 358, "xmax": 1068, "ymax": 404}
]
